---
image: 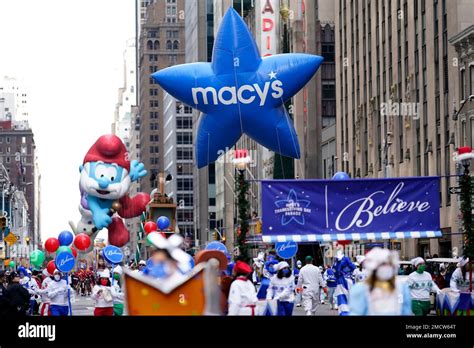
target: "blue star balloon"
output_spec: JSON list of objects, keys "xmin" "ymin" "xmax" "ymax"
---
[{"xmin": 152, "ymin": 8, "xmax": 323, "ymax": 168}]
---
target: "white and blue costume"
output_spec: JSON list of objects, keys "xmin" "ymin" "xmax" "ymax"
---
[{"xmin": 333, "ymin": 253, "xmax": 356, "ymax": 315}]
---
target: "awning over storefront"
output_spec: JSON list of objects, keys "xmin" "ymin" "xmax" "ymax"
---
[{"xmin": 261, "ymin": 230, "xmax": 442, "ymax": 243}]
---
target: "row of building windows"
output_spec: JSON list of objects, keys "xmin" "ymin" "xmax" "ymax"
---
[
  {"xmin": 150, "ymin": 146, "xmax": 160, "ymax": 154},
  {"xmin": 177, "ymin": 133, "xmax": 192, "ymax": 145},
  {"xmin": 146, "ymin": 40, "xmax": 180, "ymax": 51},
  {"xmin": 150, "ymin": 134, "xmax": 159, "ymax": 142}
]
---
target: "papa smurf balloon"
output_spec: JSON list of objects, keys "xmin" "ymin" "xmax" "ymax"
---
[{"xmin": 74, "ymin": 135, "xmax": 150, "ymax": 248}]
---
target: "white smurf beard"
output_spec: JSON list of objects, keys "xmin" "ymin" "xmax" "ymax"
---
[{"xmin": 79, "ymin": 163, "xmax": 131, "ymax": 200}]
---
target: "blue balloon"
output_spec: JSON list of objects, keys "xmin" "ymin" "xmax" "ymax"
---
[
  {"xmin": 58, "ymin": 230, "xmax": 74, "ymax": 246},
  {"xmin": 205, "ymin": 241, "xmax": 228, "ymax": 255},
  {"xmin": 332, "ymin": 172, "xmax": 350, "ymax": 180},
  {"xmin": 102, "ymin": 245, "xmax": 123, "ymax": 265},
  {"xmin": 156, "ymin": 216, "xmax": 170, "ymax": 230},
  {"xmin": 152, "ymin": 8, "xmax": 323, "ymax": 168},
  {"xmin": 55, "ymin": 251, "xmax": 75, "ymax": 273}
]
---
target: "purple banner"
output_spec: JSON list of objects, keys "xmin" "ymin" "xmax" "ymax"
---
[{"xmin": 262, "ymin": 177, "xmax": 440, "ymax": 238}]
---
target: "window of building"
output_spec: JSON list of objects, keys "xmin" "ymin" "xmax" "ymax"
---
[
  {"xmin": 173, "ymin": 40, "xmax": 179, "ymax": 50},
  {"xmin": 147, "ymin": 40, "xmax": 153, "ymax": 50},
  {"xmin": 177, "ymin": 210, "xmax": 193, "ymax": 222},
  {"xmin": 177, "ymin": 133, "xmax": 192, "ymax": 145},
  {"xmin": 149, "ymin": 89, "xmax": 158, "ymax": 96},
  {"xmin": 150, "ymin": 100, "xmax": 159, "ymax": 108},
  {"xmin": 177, "ymin": 193, "xmax": 193, "ymax": 207},
  {"xmin": 153, "ymin": 40, "xmax": 160, "ymax": 50},
  {"xmin": 177, "ymin": 163, "xmax": 193, "ymax": 175},
  {"xmin": 177, "ymin": 148, "xmax": 193, "ymax": 160},
  {"xmin": 177, "ymin": 178, "xmax": 193, "ymax": 191},
  {"xmin": 5, "ymin": 157, "xmax": 9, "ymax": 163},
  {"xmin": 177, "ymin": 117, "xmax": 192, "ymax": 129},
  {"xmin": 6, "ymin": 137, "xmax": 10, "ymax": 144},
  {"xmin": 471, "ymin": 66, "xmax": 474, "ymax": 95}
]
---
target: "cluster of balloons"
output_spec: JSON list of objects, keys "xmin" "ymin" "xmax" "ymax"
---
[
  {"xmin": 26, "ymin": 231, "xmax": 92, "ymax": 272},
  {"xmin": 143, "ymin": 216, "xmax": 171, "ymax": 237}
]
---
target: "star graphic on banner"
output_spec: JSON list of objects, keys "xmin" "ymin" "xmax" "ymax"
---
[
  {"xmin": 274, "ymin": 189, "xmax": 311, "ymax": 226},
  {"xmin": 151, "ymin": 8, "xmax": 323, "ymax": 168}
]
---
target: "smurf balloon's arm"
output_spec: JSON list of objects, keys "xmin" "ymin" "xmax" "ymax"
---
[
  {"xmin": 129, "ymin": 160, "xmax": 147, "ymax": 182},
  {"xmin": 87, "ymin": 196, "xmax": 112, "ymax": 229}
]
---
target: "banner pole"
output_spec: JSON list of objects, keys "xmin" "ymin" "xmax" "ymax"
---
[{"xmin": 66, "ymin": 273, "xmax": 72, "ymax": 316}]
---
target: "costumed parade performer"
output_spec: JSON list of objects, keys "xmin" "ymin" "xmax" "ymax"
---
[
  {"xmin": 256, "ymin": 253, "xmax": 279, "ymax": 299},
  {"xmin": 353, "ymin": 255, "xmax": 368, "ymax": 283},
  {"xmin": 91, "ymin": 269, "xmax": 116, "ymax": 316},
  {"xmin": 450, "ymin": 257, "xmax": 472, "ymax": 292},
  {"xmin": 112, "ymin": 265, "xmax": 125, "ymax": 316},
  {"xmin": 74, "ymin": 134, "xmax": 150, "ymax": 247},
  {"xmin": 333, "ymin": 249, "xmax": 356, "ymax": 315},
  {"xmin": 348, "ymin": 248, "xmax": 412, "ymax": 315},
  {"xmin": 407, "ymin": 257, "xmax": 441, "ymax": 316},
  {"xmin": 47, "ymin": 270, "xmax": 71, "ymax": 316},
  {"xmin": 228, "ymin": 261, "xmax": 258, "ymax": 316},
  {"xmin": 37, "ymin": 269, "xmax": 53, "ymax": 316},
  {"xmin": 266, "ymin": 261, "xmax": 296, "ymax": 316},
  {"xmin": 323, "ymin": 265, "xmax": 337, "ymax": 309},
  {"xmin": 142, "ymin": 233, "xmax": 192, "ymax": 285},
  {"xmin": 296, "ymin": 256, "xmax": 326, "ymax": 316}
]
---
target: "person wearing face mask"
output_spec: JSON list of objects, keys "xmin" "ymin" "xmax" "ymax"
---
[
  {"xmin": 144, "ymin": 233, "xmax": 190, "ymax": 276},
  {"xmin": 323, "ymin": 266, "xmax": 337, "ymax": 309},
  {"xmin": 6, "ymin": 271, "xmax": 30, "ymax": 316},
  {"xmin": 91, "ymin": 269, "xmax": 114, "ymax": 316},
  {"xmin": 37, "ymin": 269, "xmax": 53, "ymax": 316},
  {"xmin": 111, "ymin": 265, "xmax": 125, "ymax": 316},
  {"xmin": 450, "ymin": 257, "xmax": 472, "ymax": 292},
  {"xmin": 348, "ymin": 248, "xmax": 412, "ymax": 315},
  {"xmin": 407, "ymin": 257, "xmax": 441, "ymax": 316},
  {"xmin": 46, "ymin": 270, "xmax": 71, "ymax": 316},
  {"xmin": 266, "ymin": 261, "xmax": 295, "ymax": 316},
  {"xmin": 333, "ymin": 249, "xmax": 356, "ymax": 315},
  {"xmin": 294, "ymin": 260, "xmax": 303, "ymax": 307},
  {"xmin": 228, "ymin": 261, "xmax": 258, "ymax": 315},
  {"xmin": 296, "ymin": 256, "xmax": 326, "ymax": 316}
]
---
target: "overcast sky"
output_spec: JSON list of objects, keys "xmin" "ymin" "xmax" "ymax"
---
[{"xmin": 0, "ymin": 0, "xmax": 135, "ymax": 241}]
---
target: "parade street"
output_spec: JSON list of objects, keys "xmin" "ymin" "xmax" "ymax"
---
[{"xmin": 68, "ymin": 294, "xmax": 338, "ymax": 316}]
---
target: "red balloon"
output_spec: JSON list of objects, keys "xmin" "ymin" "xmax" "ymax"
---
[
  {"xmin": 46, "ymin": 260, "xmax": 56, "ymax": 275},
  {"xmin": 71, "ymin": 247, "xmax": 77, "ymax": 258},
  {"xmin": 44, "ymin": 238, "xmax": 60, "ymax": 253},
  {"xmin": 144, "ymin": 221, "xmax": 157, "ymax": 235},
  {"xmin": 74, "ymin": 233, "xmax": 91, "ymax": 251}
]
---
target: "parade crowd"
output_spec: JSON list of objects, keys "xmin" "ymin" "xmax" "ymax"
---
[{"xmin": 0, "ymin": 245, "xmax": 471, "ymax": 317}]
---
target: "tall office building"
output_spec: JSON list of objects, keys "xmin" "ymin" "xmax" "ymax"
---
[
  {"xmin": 0, "ymin": 76, "xmax": 30, "ymax": 122},
  {"xmin": 163, "ymin": 92, "xmax": 195, "ymax": 248},
  {"xmin": 184, "ymin": 0, "xmax": 216, "ymax": 249},
  {"xmin": 138, "ymin": 0, "xmax": 186, "ymax": 196},
  {"xmin": 335, "ymin": 0, "xmax": 474, "ymax": 258}
]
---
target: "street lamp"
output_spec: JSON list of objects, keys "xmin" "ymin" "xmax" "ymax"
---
[
  {"xmin": 232, "ymin": 149, "xmax": 252, "ymax": 261},
  {"xmin": 454, "ymin": 146, "xmax": 474, "ymax": 292}
]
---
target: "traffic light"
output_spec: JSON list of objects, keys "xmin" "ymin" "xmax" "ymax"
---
[
  {"xmin": 0, "ymin": 216, "xmax": 6, "ymax": 230},
  {"xmin": 212, "ymin": 230, "xmax": 217, "ymax": 240},
  {"xmin": 221, "ymin": 236, "xmax": 226, "ymax": 243}
]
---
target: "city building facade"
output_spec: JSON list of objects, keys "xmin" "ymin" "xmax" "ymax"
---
[
  {"xmin": 335, "ymin": 0, "xmax": 474, "ymax": 259},
  {"xmin": 163, "ymin": 92, "xmax": 195, "ymax": 250},
  {"xmin": 137, "ymin": 0, "xmax": 186, "ymax": 197}
]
